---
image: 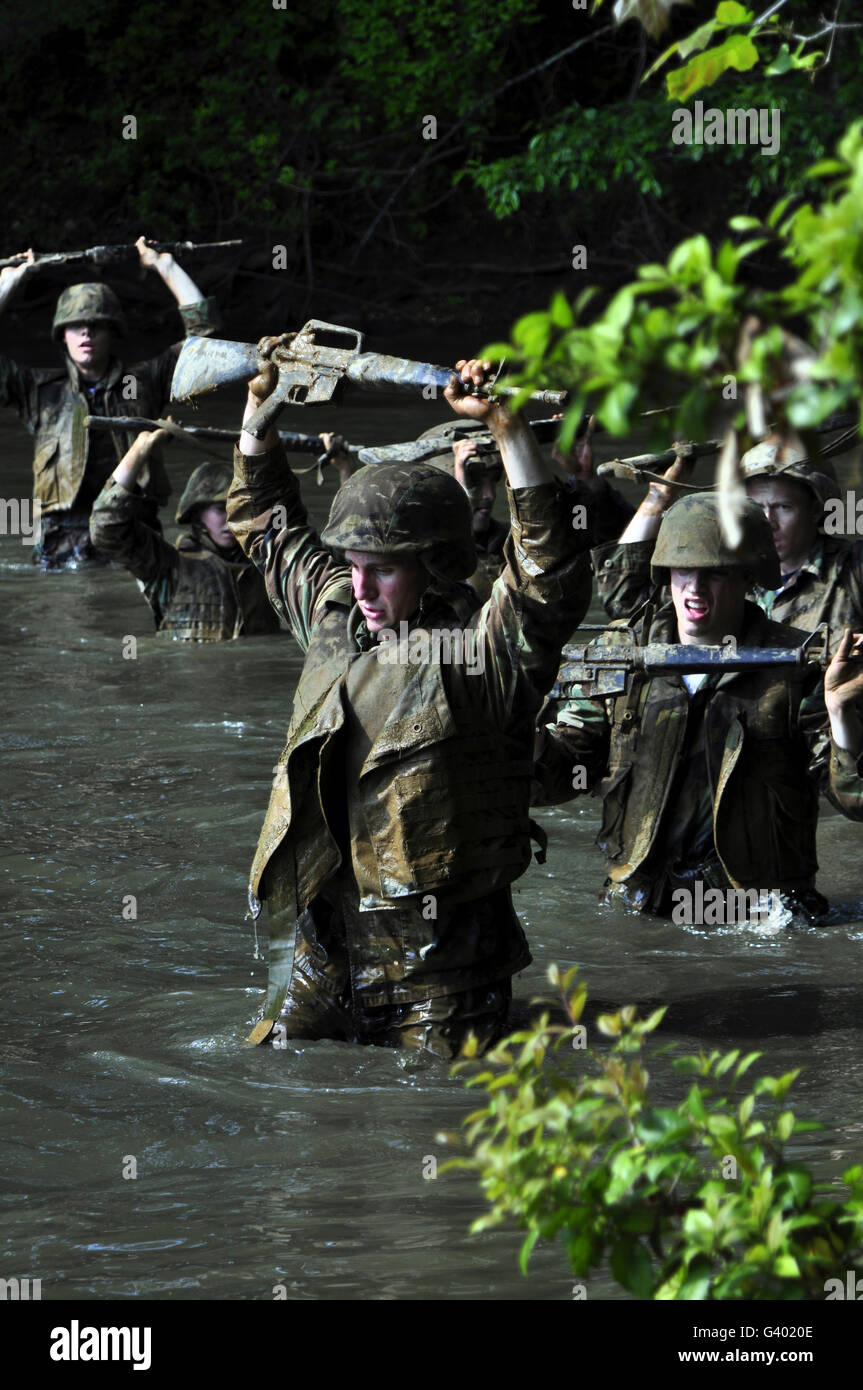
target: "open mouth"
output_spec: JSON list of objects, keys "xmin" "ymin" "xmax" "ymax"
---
[{"xmin": 684, "ymin": 598, "xmax": 709, "ymax": 619}]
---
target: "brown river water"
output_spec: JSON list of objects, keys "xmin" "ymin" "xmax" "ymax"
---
[{"xmin": 2, "ymin": 373, "xmax": 863, "ymax": 1302}]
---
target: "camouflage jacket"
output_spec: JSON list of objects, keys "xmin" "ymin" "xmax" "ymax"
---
[
  {"xmin": 0, "ymin": 298, "xmax": 217, "ymax": 516},
  {"xmin": 534, "ymin": 600, "xmax": 863, "ymax": 909},
  {"xmin": 594, "ymin": 534, "xmax": 863, "ymax": 652},
  {"xmin": 227, "ymin": 444, "xmax": 592, "ymax": 1007},
  {"xmin": 90, "ymin": 478, "xmax": 282, "ymax": 641},
  {"xmin": 467, "ymin": 516, "xmax": 509, "ymax": 602}
]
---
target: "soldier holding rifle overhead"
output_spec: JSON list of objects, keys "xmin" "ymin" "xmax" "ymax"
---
[
  {"xmin": 594, "ymin": 431, "xmax": 863, "ymax": 650},
  {"xmin": 89, "ymin": 426, "xmax": 281, "ymax": 642},
  {"xmin": 226, "ymin": 344, "xmax": 592, "ymax": 1056},
  {"xmin": 0, "ymin": 237, "xmax": 218, "ymax": 568}
]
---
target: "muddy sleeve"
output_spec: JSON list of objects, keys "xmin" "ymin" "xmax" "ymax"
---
[
  {"xmin": 89, "ymin": 478, "xmax": 179, "ymax": 622},
  {"xmin": 592, "ymin": 538, "xmax": 660, "ymax": 621},
  {"xmin": 532, "ymin": 694, "xmax": 611, "ymax": 806},
  {"xmin": 826, "ymin": 742, "xmax": 863, "ymax": 819},
  {"xmin": 470, "ymin": 480, "xmax": 593, "ymax": 728},
  {"xmin": 227, "ymin": 442, "xmax": 349, "ymax": 651},
  {"xmin": 798, "ymin": 674, "xmax": 863, "ymax": 819}
]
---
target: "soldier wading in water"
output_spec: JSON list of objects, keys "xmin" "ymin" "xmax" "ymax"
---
[
  {"xmin": 0, "ymin": 238, "xmax": 217, "ymax": 568},
  {"xmin": 534, "ymin": 493, "xmax": 863, "ymax": 924},
  {"xmin": 89, "ymin": 428, "xmax": 281, "ymax": 641},
  {"xmin": 227, "ymin": 344, "xmax": 591, "ymax": 1056}
]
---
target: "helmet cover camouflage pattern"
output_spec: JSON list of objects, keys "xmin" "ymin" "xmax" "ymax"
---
[
  {"xmin": 739, "ymin": 440, "xmax": 841, "ymax": 509},
  {"xmin": 321, "ymin": 461, "xmax": 476, "ymax": 582},
  {"xmin": 175, "ymin": 462, "xmax": 233, "ymax": 525},
  {"xmin": 651, "ymin": 492, "xmax": 780, "ymax": 589},
  {"xmin": 52, "ymin": 283, "xmax": 126, "ymax": 339}
]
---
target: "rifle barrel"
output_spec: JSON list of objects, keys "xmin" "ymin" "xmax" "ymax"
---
[
  {"xmin": 0, "ymin": 240, "xmax": 242, "ymax": 270},
  {"xmin": 84, "ymin": 415, "xmax": 327, "ymax": 454},
  {"xmin": 344, "ymin": 352, "xmax": 568, "ymax": 406}
]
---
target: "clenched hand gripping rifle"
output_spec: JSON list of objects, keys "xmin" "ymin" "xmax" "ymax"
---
[{"xmin": 169, "ymin": 319, "xmax": 569, "ymax": 440}]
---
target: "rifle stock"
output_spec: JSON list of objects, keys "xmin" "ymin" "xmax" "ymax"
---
[{"xmin": 170, "ymin": 320, "xmax": 569, "ymax": 436}]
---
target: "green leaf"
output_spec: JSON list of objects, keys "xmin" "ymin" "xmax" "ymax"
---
[
  {"xmin": 667, "ymin": 35, "xmax": 760, "ymax": 102},
  {"xmin": 714, "ymin": 1049, "xmax": 741, "ymax": 1078},
  {"xmin": 610, "ymin": 1238, "xmax": 655, "ymax": 1298},
  {"xmin": 776, "ymin": 1111, "xmax": 796, "ymax": 1142},
  {"xmin": 734, "ymin": 1051, "xmax": 762, "ymax": 1082},
  {"xmin": 518, "ymin": 1228, "xmax": 540, "ymax": 1275}
]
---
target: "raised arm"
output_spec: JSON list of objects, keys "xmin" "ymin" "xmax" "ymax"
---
[
  {"xmin": 228, "ymin": 346, "xmax": 350, "ymax": 649},
  {"xmin": 0, "ymin": 249, "xmax": 38, "ymax": 317},
  {"xmin": 89, "ymin": 428, "xmax": 180, "ymax": 618},
  {"xmin": 443, "ymin": 358, "xmax": 592, "ymax": 722}
]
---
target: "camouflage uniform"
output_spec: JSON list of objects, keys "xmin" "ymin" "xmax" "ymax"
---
[
  {"xmin": 595, "ymin": 444, "xmax": 863, "ymax": 648},
  {"xmin": 536, "ymin": 599, "xmax": 863, "ymax": 916},
  {"xmin": 227, "ymin": 444, "xmax": 591, "ymax": 1055},
  {"xmin": 467, "ymin": 516, "xmax": 510, "ymax": 603},
  {"xmin": 90, "ymin": 462, "xmax": 281, "ymax": 641},
  {"xmin": 594, "ymin": 533, "xmax": 863, "ymax": 644},
  {"xmin": 538, "ymin": 495, "xmax": 863, "ymax": 919},
  {"xmin": 0, "ymin": 289, "xmax": 218, "ymax": 568}
]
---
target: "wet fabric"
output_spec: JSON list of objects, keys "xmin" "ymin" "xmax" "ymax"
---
[
  {"xmin": 0, "ymin": 298, "xmax": 218, "ymax": 556},
  {"xmin": 227, "ymin": 441, "xmax": 592, "ymax": 1035},
  {"xmin": 89, "ymin": 478, "xmax": 282, "ymax": 641},
  {"xmin": 270, "ymin": 870, "xmax": 513, "ymax": 1057},
  {"xmin": 535, "ymin": 600, "xmax": 863, "ymax": 913}
]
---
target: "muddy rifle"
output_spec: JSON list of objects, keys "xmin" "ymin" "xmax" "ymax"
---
[
  {"xmin": 85, "ymin": 414, "xmax": 562, "ymax": 469},
  {"xmin": 594, "ymin": 414, "xmax": 860, "ymax": 488},
  {"xmin": 549, "ymin": 625, "xmax": 845, "ymax": 699},
  {"xmin": 169, "ymin": 319, "xmax": 570, "ymax": 439},
  {"xmin": 83, "ymin": 415, "xmax": 363, "ymax": 466},
  {"xmin": 0, "ymin": 240, "xmax": 242, "ymax": 271}
]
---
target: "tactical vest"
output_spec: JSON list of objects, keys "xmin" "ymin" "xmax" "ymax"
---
[
  {"xmin": 158, "ymin": 537, "xmax": 282, "ymax": 641},
  {"xmin": 249, "ymin": 601, "xmax": 541, "ymax": 915},
  {"xmin": 30, "ymin": 357, "xmax": 170, "ymax": 514},
  {"xmin": 596, "ymin": 639, "xmax": 821, "ymax": 895}
]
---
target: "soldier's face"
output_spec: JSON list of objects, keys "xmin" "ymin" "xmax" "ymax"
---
[
  {"xmin": 746, "ymin": 477, "xmax": 820, "ymax": 572},
  {"xmin": 670, "ymin": 568, "xmax": 747, "ymax": 645},
  {"xmin": 453, "ymin": 441, "xmax": 499, "ymax": 534},
  {"xmin": 346, "ymin": 550, "xmax": 428, "ymax": 632},
  {"xmin": 63, "ymin": 322, "xmax": 112, "ymax": 378},
  {"xmin": 468, "ymin": 473, "xmax": 497, "ymax": 534},
  {"xmin": 198, "ymin": 504, "xmax": 235, "ymax": 550}
]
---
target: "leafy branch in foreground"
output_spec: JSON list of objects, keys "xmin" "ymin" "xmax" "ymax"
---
[
  {"xmin": 486, "ymin": 119, "xmax": 863, "ymax": 458},
  {"xmin": 439, "ymin": 965, "xmax": 863, "ymax": 1299}
]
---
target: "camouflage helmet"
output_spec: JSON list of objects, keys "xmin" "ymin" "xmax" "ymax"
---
[
  {"xmin": 651, "ymin": 492, "xmax": 780, "ymax": 589},
  {"xmin": 175, "ymin": 462, "xmax": 233, "ymax": 525},
  {"xmin": 417, "ymin": 419, "xmax": 495, "ymax": 472},
  {"xmin": 321, "ymin": 461, "xmax": 476, "ymax": 583},
  {"xmin": 52, "ymin": 283, "xmax": 126, "ymax": 339},
  {"xmin": 739, "ymin": 439, "xmax": 841, "ymax": 509}
]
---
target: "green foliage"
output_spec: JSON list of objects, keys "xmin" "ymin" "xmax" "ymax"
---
[
  {"xmin": 482, "ymin": 119, "xmax": 863, "ymax": 449},
  {"xmin": 647, "ymin": 0, "xmax": 824, "ymax": 100},
  {"xmin": 440, "ymin": 965, "xmax": 863, "ymax": 1299}
]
